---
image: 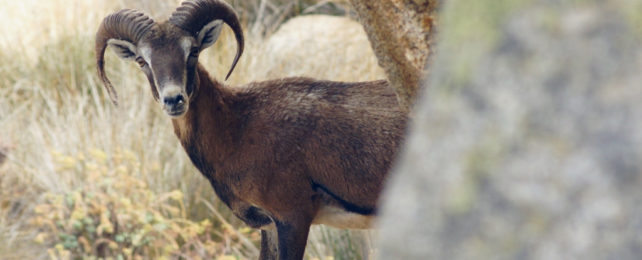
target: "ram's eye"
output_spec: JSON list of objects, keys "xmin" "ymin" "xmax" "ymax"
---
[
  {"xmin": 189, "ymin": 47, "xmax": 199, "ymax": 58},
  {"xmin": 136, "ymin": 57, "xmax": 147, "ymax": 67}
]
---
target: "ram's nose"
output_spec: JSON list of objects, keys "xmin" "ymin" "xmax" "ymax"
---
[
  {"xmin": 161, "ymin": 86, "xmax": 188, "ymax": 117},
  {"xmin": 163, "ymin": 94, "xmax": 185, "ymax": 107}
]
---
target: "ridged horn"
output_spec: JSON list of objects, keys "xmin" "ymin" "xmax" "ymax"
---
[
  {"xmin": 169, "ymin": 0, "xmax": 244, "ymax": 80},
  {"xmin": 95, "ymin": 9, "xmax": 155, "ymax": 105}
]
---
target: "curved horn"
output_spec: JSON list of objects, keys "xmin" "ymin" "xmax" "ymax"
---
[
  {"xmin": 169, "ymin": 0, "xmax": 244, "ymax": 80},
  {"xmin": 96, "ymin": 9, "xmax": 155, "ymax": 105}
]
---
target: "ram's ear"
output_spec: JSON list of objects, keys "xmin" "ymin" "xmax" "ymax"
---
[
  {"xmin": 107, "ymin": 39, "xmax": 138, "ymax": 60},
  {"xmin": 197, "ymin": 20, "xmax": 223, "ymax": 50}
]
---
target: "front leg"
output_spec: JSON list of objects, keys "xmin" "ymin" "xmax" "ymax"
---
[
  {"xmin": 258, "ymin": 215, "xmax": 312, "ymax": 260},
  {"xmin": 254, "ymin": 168, "xmax": 318, "ymax": 259},
  {"xmin": 259, "ymin": 228, "xmax": 279, "ymax": 260},
  {"xmin": 274, "ymin": 217, "xmax": 313, "ymax": 260}
]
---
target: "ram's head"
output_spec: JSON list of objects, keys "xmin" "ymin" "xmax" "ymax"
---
[{"xmin": 96, "ymin": 0, "xmax": 244, "ymax": 117}]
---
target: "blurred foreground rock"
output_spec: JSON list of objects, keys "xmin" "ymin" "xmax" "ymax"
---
[
  {"xmin": 377, "ymin": 0, "xmax": 642, "ymax": 259},
  {"xmin": 348, "ymin": 0, "xmax": 438, "ymax": 110}
]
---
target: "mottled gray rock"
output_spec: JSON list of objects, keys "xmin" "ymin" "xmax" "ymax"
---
[{"xmin": 377, "ymin": 1, "xmax": 642, "ymax": 259}]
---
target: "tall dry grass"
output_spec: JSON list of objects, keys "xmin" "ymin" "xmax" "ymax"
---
[{"xmin": 0, "ymin": 0, "xmax": 384, "ymax": 259}]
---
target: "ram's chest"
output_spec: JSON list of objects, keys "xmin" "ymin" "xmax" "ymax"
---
[{"xmin": 181, "ymin": 143, "xmax": 272, "ymax": 226}]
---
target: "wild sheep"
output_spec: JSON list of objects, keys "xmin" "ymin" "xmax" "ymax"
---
[{"xmin": 95, "ymin": 0, "xmax": 407, "ymax": 259}]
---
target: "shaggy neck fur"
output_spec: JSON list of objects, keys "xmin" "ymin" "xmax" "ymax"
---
[{"xmin": 171, "ymin": 63, "xmax": 237, "ymax": 177}]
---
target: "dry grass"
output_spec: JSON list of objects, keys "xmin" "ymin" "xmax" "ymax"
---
[{"xmin": 0, "ymin": 0, "xmax": 384, "ymax": 259}]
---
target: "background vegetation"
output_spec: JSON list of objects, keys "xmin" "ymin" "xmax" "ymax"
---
[{"xmin": 0, "ymin": 0, "xmax": 384, "ymax": 259}]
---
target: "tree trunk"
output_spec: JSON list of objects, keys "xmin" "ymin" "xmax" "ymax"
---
[
  {"xmin": 348, "ymin": 0, "xmax": 438, "ymax": 111},
  {"xmin": 377, "ymin": 0, "xmax": 642, "ymax": 258}
]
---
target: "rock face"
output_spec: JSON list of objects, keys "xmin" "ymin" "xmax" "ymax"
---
[
  {"xmin": 348, "ymin": 0, "xmax": 438, "ymax": 110},
  {"xmin": 251, "ymin": 15, "xmax": 384, "ymax": 82},
  {"xmin": 377, "ymin": 0, "xmax": 642, "ymax": 259}
]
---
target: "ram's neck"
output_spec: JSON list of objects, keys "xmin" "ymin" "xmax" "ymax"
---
[{"xmin": 171, "ymin": 64, "xmax": 237, "ymax": 170}]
